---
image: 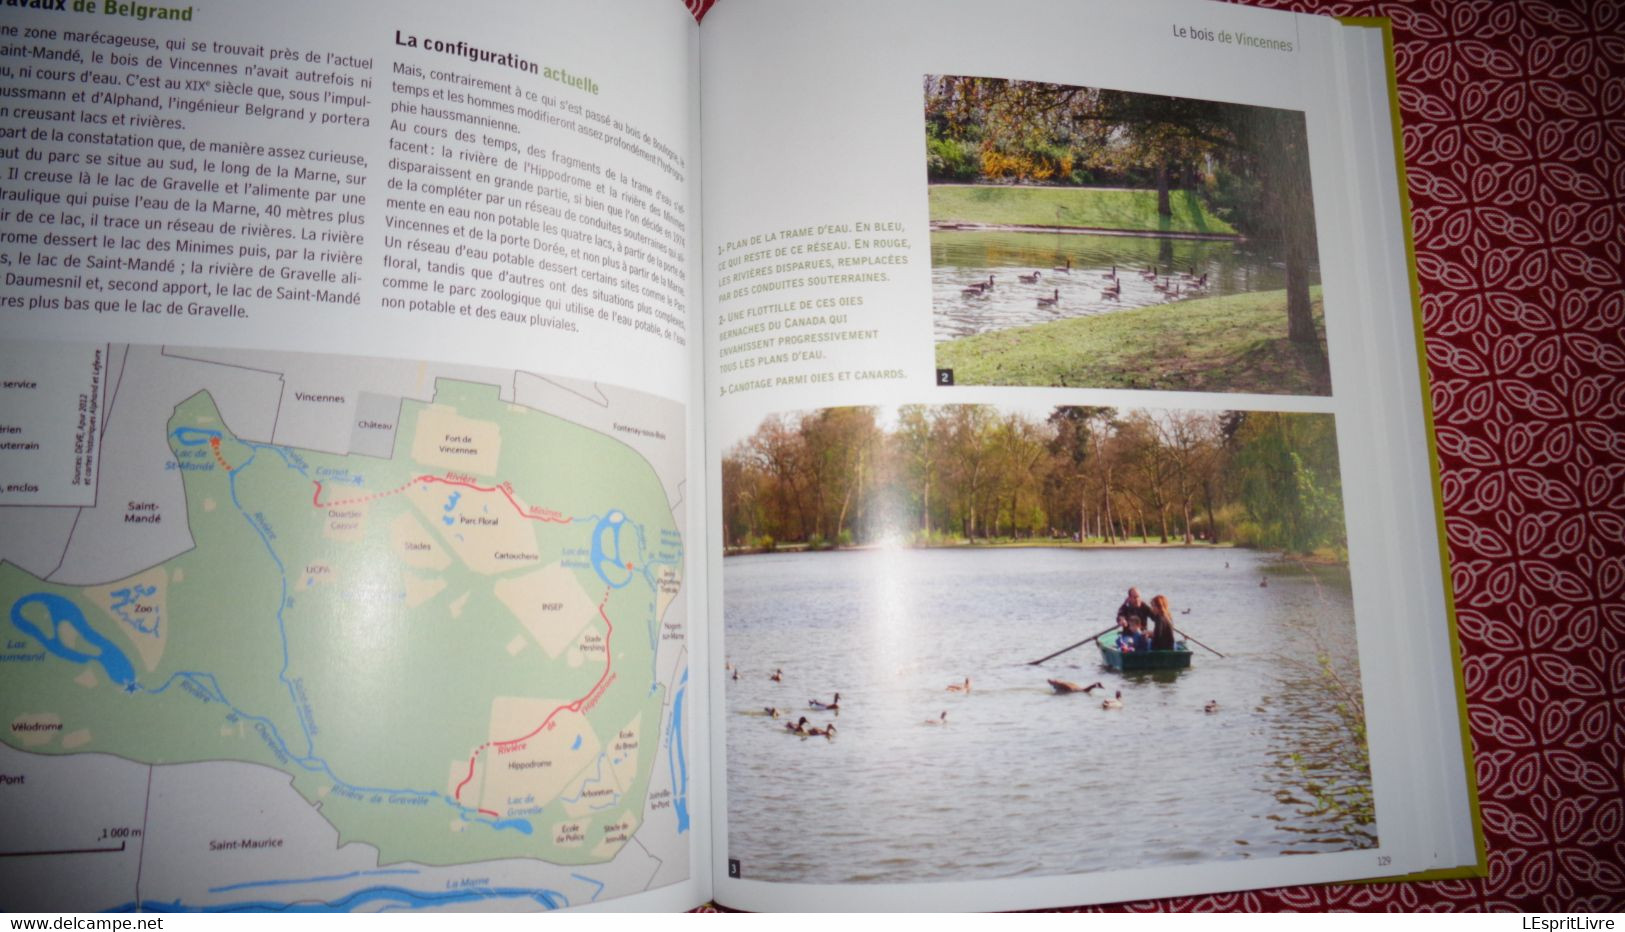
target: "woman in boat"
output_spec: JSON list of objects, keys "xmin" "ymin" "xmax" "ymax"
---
[{"xmin": 1149, "ymin": 595, "xmax": 1177, "ymax": 651}]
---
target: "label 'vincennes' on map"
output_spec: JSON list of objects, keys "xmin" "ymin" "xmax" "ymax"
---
[{"xmin": 0, "ymin": 345, "xmax": 689, "ymax": 911}]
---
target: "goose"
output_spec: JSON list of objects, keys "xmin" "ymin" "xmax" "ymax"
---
[
  {"xmin": 1259, "ymin": 577, "xmax": 1268, "ymax": 588},
  {"xmin": 1036, "ymin": 288, "xmax": 1060, "ymax": 308},
  {"xmin": 1017, "ymin": 270, "xmax": 1042, "ymax": 284},
  {"xmin": 1163, "ymin": 282, "xmax": 1181, "ymax": 300},
  {"xmin": 1101, "ymin": 691, "xmax": 1124, "ymax": 710},
  {"xmin": 1052, "ymin": 258, "xmax": 1071, "ymax": 273},
  {"xmin": 1180, "ymin": 607, "xmax": 1192, "ymax": 615},
  {"xmin": 1047, "ymin": 679, "xmax": 1104, "ymax": 695},
  {"xmin": 1204, "ymin": 700, "xmax": 1220, "ymax": 714},
  {"xmin": 1101, "ymin": 264, "xmax": 1118, "ymax": 281},
  {"xmin": 923, "ymin": 710, "xmax": 948, "ymax": 725},
  {"xmin": 731, "ymin": 669, "xmax": 739, "ymax": 681},
  {"xmin": 808, "ymin": 692, "xmax": 840, "ymax": 711},
  {"xmin": 946, "ymin": 677, "xmax": 971, "ymax": 693},
  {"xmin": 1153, "ymin": 277, "xmax": 1170, "ymax": 293},
  {"xmin": 1101, "ymin": 279, "xmax": 1121, "ymax": 300}
]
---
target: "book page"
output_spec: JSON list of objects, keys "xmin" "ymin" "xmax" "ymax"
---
[
  {"xmin": 0, "ymin": 0, "xmax": 707, "ymax": 913},
  {"xmin": 699, "ymin": 0, "xmax": 1471, "ymax": 911}
]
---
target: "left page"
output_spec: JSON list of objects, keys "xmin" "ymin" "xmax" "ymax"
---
[{"xmin": 0, "ymin": 0, "xmax": 707, "ymax": 913}]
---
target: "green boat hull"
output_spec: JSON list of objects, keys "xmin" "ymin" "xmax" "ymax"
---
[{"xmin": 1096, "ymin": 632, "xmax": 1193, "ymax": 672}]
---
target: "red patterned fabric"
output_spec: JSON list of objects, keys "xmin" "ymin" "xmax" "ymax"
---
[{"xmin": 690, "ymin": 0, "xmax": 1625, "ymax": 911}]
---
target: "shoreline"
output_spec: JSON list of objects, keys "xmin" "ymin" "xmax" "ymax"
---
[
  {"xmin": 722, "ymin": 540, "xmax": 1348, "ymax": 567},
  {"xmin": 930, "ymin": 221, "xmax": 1242, "ymax": 241}
]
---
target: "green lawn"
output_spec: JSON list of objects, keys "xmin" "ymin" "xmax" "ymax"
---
[
  {"xmin": 937, "ymin": 287, "xmax": 1330, "ymax": 395},
  {"xmin": 929, "ymin": 185, "xmax": 1235, "ymax": 235}
]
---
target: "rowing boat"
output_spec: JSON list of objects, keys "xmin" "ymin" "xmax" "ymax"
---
[{"xmin": 1096, "ymin": 631, "xmax": 1192, "ymax": 672}]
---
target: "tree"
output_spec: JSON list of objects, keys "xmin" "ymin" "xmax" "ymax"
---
[{"xmin": 1228, "ymin": 412, "xmax": 1345, "ymax": 553}]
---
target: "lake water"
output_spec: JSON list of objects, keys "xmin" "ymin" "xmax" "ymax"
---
[
  {"xmin": 932, "ymin": 231, "xmax": 1320, "ymax": 341},
  {"xmin": 724, "ymin": 546, "xmax": 1371, "ymax": 884}
]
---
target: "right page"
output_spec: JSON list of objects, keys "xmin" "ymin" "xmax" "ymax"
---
[{"xmin": 699, "ymin": 0, "xmax": 1479, "ymax": 911}]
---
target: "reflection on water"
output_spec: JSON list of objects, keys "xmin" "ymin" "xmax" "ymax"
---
[
  {"xmin": 932, "ymin": 231, "xmax": 1320, "ymax": 341},
  {"xmin": 724, "ymin": 546, "xmax": 1370, "ymax": 884}
]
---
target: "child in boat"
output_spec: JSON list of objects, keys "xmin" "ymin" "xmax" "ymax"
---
[{"xmin": 1116, "ymin": 620, "xmax": 1150, "ymax": 652}]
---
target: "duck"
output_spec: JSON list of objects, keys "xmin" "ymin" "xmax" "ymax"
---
[
  {"xmin": 1036, "ymin": 288, "xmax": 1060, "ymax": 308},
  {"xmin": 1181, "ymin": 607, "xmax": 1192, "ymax": 615},
  {"xmin": 769, "ymin": 668, "xmax": 784, "ymax": 682},
  {"xmin": 805, "ymin": 723, "xmax": 837, "ymax": 738},
  {"xmin": 785, "ymin": 715, "xmax": 810, "ymax": 734},
  {"xmin": 763, "ymin": 706, "xmax": 788, "ymax": 718},
  {"xmin": 1017, "ymin": 270, "xmax": 1042, "ymax": 284},
  {"xmin": 808, "ymin": 692, "xmax": 840, "ymax": 711},
  {"xmin": 1204, "ymin": 700, "xmax": 1220, "ymax": 714},
  {"xmin": 946, "ymin": 677, "xmax": 971, "ymax": 693},
  {"xmin": 923, "ymin": 710, "xmax": 948, "ymax": 725},
  {"xmin": 1101, "ymin": 691, "xmax": 1124, "ymax": 710},
  {"xmin": 731, "ymin": 669, "xmax": 739, "ymax": 680},
  {"xmin": 1052, "ymin": 258, "xmax": 1071, "ymax": 273},
  {"xmin": 1259, "ymin": 576, "xmax": 1268, "ymax": 588}
]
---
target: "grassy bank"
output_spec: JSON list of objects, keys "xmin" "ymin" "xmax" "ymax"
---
[
  {"xmin": 930, "ymin": 184, "xmax": 1235, "ymax": 235},
  {"xmin": 937, "ymin": 287, "xmax": 1330, "ymax": 395}
]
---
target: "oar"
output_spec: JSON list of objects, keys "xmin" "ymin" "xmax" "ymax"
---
[
  {"xmin": 1029, "ymin": 625, "xmax": 1117, "ymax": 665},
  {"xmin": 1173, "ymin": 625, "xmax": 1225, "ymax": 658}
]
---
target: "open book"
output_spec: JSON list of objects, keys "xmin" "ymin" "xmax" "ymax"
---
[{"xmin": 0, "ymin": 0, "xmax": 1482, "ymax": 912}]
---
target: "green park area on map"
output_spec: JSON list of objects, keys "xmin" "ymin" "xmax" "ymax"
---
[{"xmin": 1, "ymin": 380, "xmax": 684, "ymax": 866}]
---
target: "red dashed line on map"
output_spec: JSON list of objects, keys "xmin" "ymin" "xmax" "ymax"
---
[
  {"xmin": 305, "ymin": 469, "xmax": 598, "ymax": 819},
  {"xmin": 451, "ymin": 587, "xmax": 617, "ymax": 812},
  {"xmin": 310, "ymin": 473, "xmax": 571, "ymax": 524},
  {"xmin": 209, "ymin": 436, "xmax": 233, "ymax": 472}
]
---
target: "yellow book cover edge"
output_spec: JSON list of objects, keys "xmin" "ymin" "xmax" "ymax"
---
[{"xmin": 1337, "ymin": 14, "xmax": 1489, "ymax": 884}]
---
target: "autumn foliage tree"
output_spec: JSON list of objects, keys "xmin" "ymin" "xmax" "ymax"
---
[{"xmin": 723, "ymin": 406, "xmax": 1344, "ymax": 556}]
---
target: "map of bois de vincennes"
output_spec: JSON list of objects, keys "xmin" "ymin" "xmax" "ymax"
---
[{"xmin": 0, "ymin": 344, "xmax": 689, "ymax": 911}]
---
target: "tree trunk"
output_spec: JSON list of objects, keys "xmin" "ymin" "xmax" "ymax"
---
[
  {"xmin": 1156, "ymin": 162, "xmax": 1171, "ymax": 218},
  {"xmin": 1285, "ymin": 227, "xmax": 1318, "ymax": 347},
  {"xmin": 922, "ymin": 480, "xmax": 931, "ymax": 539},
  {"xmin": 1202, "ymin": 478, "xmax": 1219, "ymax": 545}
]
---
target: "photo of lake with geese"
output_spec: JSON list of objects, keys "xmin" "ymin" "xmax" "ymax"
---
[{"xmin": 925, "ymin": 75, "xmax": 1330, "ymax": 395}]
